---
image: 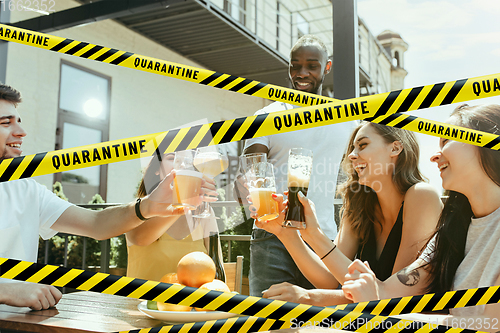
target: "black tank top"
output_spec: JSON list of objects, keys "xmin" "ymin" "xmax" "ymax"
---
[{"xmin": 357, "ymin": 202, "xmax": 404, "ymax": 281}]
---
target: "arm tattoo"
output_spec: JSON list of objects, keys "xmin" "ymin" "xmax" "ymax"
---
[{"xmin": 397, "ymin": 267, "xmax": 420, "ymax": 286}]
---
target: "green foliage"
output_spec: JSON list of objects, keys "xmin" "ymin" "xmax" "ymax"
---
[
  {"xmin": 221, "ymin": 205, "xmax": 252, "ymax": 276},
  {"xmin": 111, "ymin": 234, "xmax": 128, "ymax": 268},
  {"xmin": 38, "ymin": 182, "xmax": 128, "ymax": 270},
  {"xmin": 88, "ymin": 193, "xmax": 105, "ymax": 205},
  {"xmin": 52, "ymin": 181, "xmax": 68, "ymax": 201}
]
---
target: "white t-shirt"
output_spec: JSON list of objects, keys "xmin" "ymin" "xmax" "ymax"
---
[
  {"xmin": 451, "ymin": 206, "xmax": 500, "ymax": 316},
  {"xmin": 244, "ymin": 102, "xmax": 357, "ymax": 239},
  {"xmin": 418, "ymin": 207, "xmax": 500, "ymax": 316},
  {"xmin": 0, "ymin": 179, "xmax": 72, "ymax": 268}
]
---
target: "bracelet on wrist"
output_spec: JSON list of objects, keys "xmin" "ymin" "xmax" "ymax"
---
[
  {"xmin": 320, "ymin": 243, "xmax": 336, "ymax": 260},
  {"xmin": 135, "ymin": 197, "xmax": 149, "ymax": 221}
]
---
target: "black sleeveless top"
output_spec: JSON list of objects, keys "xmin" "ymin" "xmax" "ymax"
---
[{"xmin": 357, "ymin": 202, "xmax": 404, "ymax": 281}]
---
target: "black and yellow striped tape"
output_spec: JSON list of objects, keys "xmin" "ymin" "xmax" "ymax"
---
[
  {"xmin": 117, "ymin": 285, "xmax": 500, "ymax": 333},
  {"xmin": 1, "ymin": 24, "xmax": 500, "ymax": 182},
  {"xmin": 0, "ymin": 21, "xmax": 497, "ymax": 333},
  {"xmin": 116, "ymin": 314, "xmax": 471, "ymax": 333},
  {"xmin": 0, "ymin": 257, "xmax": 493, "ymax": 333},
  {"xmin": 118, "ymin": 317, "xmax": 282, "ymax": 333},
  {"xmin": 2, "ymin": 23, "xmax": 499, "ymax": 116},
  {"xmin": 0, "ymin": 24, "xmax": 500, "ymax": 116},
  {"xmin": 1, "ymin": 76, "xmax": 500, "ymax": 182},
  {"xmin": 2, "ymin": 23, "xmax": 499, "ymax": 112},
  {"xmin": 0, "ymin": 23, "xmax": 337, "ymax": 107}
]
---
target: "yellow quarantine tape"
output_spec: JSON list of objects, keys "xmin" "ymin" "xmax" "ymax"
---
[
  {"xmin": 0, "ymin": 23, "xmax": 498, "ymax": 333},
  {"xmin": 1, "ymin": 24, "xmax": 500, "ymax": 182},
  {"xmin": 1, "ymin": 77, "xmax": 500, "ymax": 182},
  {"xmin": 0, "ymin": 258, "xmax": 495, "ymax": 333},
  {"xmin": 0, "ymin": 23, "xmax": 338, "ymax": 107},
  {"xmin": 2, "ymin": 23, "xmax": 499, "ymax": 112}
]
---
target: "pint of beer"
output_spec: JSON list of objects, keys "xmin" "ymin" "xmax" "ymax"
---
[
  {"xmin": 173, "ymin": 150, "xmax": 204, "ymax": 210},
  {"xmin": 284, "ymin": 148, "xmax": 313, "ymax": 229},
  {"xmin": 173, "ymin": 169, "xmax": 203, "ymax": 209},
  {"xmin": 246, "ymin": 162, "xmax": 279, "ymax": 222}
]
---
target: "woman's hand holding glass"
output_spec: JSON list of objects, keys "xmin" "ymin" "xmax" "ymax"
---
[
  {"xmin": 142, "ymin": 170, "xmax": 189, "ymax": 218},
  {"xmin": 293, "ymin": 192, "xmax": 324, "ymax": 242},
  {"xmin": 251, "ymin": 193, "xmax": 288, "ymax": 237}
]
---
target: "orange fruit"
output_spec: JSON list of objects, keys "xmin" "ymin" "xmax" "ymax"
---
[
  {"xmin": 157, "ymin": 272, "xmax": 192, "ymax": 312},
  {"xmin": 195, "ymin": 279, "xmax": 231, "ymax": 311},
  {"xmin": 200, "ymin": 279, "xmax": 231, "ymax": 293},
  {"xmin": 177, "ymin": 252, "xmax": 216, "ymax": 288},
  {"xmin": 157, "ymin": 300, "xmax": 192, "ymax": 312},
  {"xmin": 160, "ymin": 272, "xmax": 179, "ymax": 284}
]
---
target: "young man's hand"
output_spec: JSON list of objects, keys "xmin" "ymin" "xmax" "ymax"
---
[{"xmin": 0, "ymin": 282, "xmax": 62, "ymax": 310}]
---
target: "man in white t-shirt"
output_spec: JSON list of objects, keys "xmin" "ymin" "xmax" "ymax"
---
[
  {"xmin": 0, "ymin": 83, "xmax": 214, "ymax": 310},
  {"xmin": 236, "ymin": 35, "xmax": 357, "ymax": 296}
]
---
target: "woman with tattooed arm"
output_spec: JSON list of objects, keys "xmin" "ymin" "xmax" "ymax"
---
[{"xmin": 343, "ymin": 104, "xmax": 500, "ymax": 331}]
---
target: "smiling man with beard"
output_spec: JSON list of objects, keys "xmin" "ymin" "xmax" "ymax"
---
[{"xmin": 236, "ymin": 35, "xmax": 358, "ymax": 298}]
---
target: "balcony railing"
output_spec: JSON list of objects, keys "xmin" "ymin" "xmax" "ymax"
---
[
  {"xmin": 42, "ymin": 196, "xmax": 447, "ymax": 280},
  {"xmin": 40, "ymin": 202, "xmax": 255, "ymax": 276}
]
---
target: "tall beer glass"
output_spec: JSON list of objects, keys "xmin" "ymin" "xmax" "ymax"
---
[
  {"xmin": 246, "ymin": 162, "xmax": 279, "ymax": 222},
  {"xmin": 173, "ymin": 150, "xmax": 204, "ymax": 210},
  {"xmin": 234, "ymin": 153, "xmax": 267, "ymax": 204},
  {"xmin": 283, "ymin": 148, "xmax": 313, "ymax": 229},
  {"xmin": 239, "ymin": 153, "xmax": 267, "ymax": 175},
  {"xmin": 193, "ymin": 146, "xmax": 228, "ymax": 217}
]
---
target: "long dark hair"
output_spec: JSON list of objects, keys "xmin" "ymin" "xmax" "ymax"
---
[
  {"xmin": 338, "ymin": 122, "xmax": 425, "ymax": 244},
  {"xmin": 426, "ymin": 104, "xmax": 500, "ymax": 293}
]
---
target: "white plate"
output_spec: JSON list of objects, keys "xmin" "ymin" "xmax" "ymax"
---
[{"xmin": 137, "ymin": 301, "xmax": 238, "ymax": 324}]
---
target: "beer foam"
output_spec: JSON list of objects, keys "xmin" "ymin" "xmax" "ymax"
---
[
  {"xmin": 288, "ymin": 154, "xmax": 312, "ymax": 187},
  {"xmin": 249, "ymin": 187, "xmax": 275, "ymax": 193},
  {"xmin": 194, "ymin": 152, "xmax": 221, "ymax": 164},
  {"xmin": 175, "ymin": 169, "xmax": 203, "ymax": 178},
  {"xmin": 288, "ymin": 172, "xmax": 310, "ymax": 187}
]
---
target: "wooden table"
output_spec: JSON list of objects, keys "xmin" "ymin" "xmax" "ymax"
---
[
  {"xmin": 0, "ymin": 291, "xmax": 163, "ymax": 333},
  {"xmin": 0, "ymin": 291, "xmax": 450, "ymax": 333}
]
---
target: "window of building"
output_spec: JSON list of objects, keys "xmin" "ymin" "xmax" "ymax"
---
[
  {"xmin": 296, "ymin": 12, "xmax": 309, "ymax": 38},
  {"xmin": 276, "ymin": 1, "xmax": 280, "ymax": 50},
  {"xmin": 55, "ymin": 61, "xmax": 111, "ymax": 204},
  {"xmin": 393, "ymin": 51, "xmax": 400, "ymax": 67},
  {"xmin": 224, "ymin": 0, "xmax": 246, "ymax": 25}
]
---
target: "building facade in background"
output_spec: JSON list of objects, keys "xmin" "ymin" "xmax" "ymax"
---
[{"xmin": 1, "ymin": 0, "xmax": 408, "ymax": 205}]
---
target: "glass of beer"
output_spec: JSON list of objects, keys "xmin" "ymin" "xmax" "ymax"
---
[
  {"xmin": 193, "ymin": 146, "xmax": 229, "ymax": 217},
  {"xmin": 283, "ymin": 148, "xmax": 313, "ymax": 229},
  {"xmin": 234, "ymin": 153, "xmax": 268, "ymax": 204},
  {"xmin": 239, "ymin": 153, "xmax": 267, "ymax": 175},
  {"xmin": 172, "ymin": 150, "xmax": 204, "ymax": 210},
  {"xmin": 246, "ymin": 162, "xmax": 279, "ymax": 222}
]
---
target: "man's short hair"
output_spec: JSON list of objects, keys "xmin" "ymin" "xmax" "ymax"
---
[
  {"xmin": 0, "ymin": 83, "xmax": 22, "ymax": 107},
  {"xmin": 290, "ymin": 34, "xmax": 329, "ymax": 59}
]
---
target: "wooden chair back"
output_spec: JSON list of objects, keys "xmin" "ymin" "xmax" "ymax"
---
[{"xmin": 223, "ymin": 255, "xmax": 243, "ymax": 294}]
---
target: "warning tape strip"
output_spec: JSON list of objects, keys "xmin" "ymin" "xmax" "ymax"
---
[
  {"xmin": 1, "ymin": 24, "xmax": 500, "ymax": 182},
  {"xmin": 1, "ymin": 79, "xmax": 499, "ymax": 182},
  {"xmin": 0, "ymin": 21, "xmax": 497, "ymax": 333},
  {"xmin": 0, "ymin": 258, "xmax": 492, "ymax": 333},
  {"xmin": 117, "ymin": 285, "xmax": 500, "ymax": 333},
  {"xmin": 1, "ymin": 23, "xmax": 498, "ymax": 115},
  {"xmin": 0, "ymin": 23, "xmax": 338, "ymax": 107}
]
